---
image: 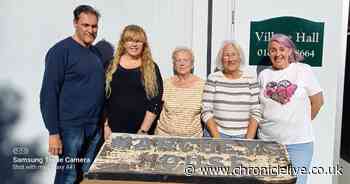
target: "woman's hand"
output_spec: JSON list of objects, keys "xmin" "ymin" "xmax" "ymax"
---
[
  {"xmin": 138, "ymin": 111, "xmax": 156, "ymax": 135},
  {"xmin": 137, "ymin": 129, "xmax": 148, "ymax": 135},
  {"xmin": 104, "ymin": 121, "xmax": 112, "ymax": 143},
  {"xmin": 309, "ymin": 92, "xmax": 324, "ymax": 120},
  {"xmin": 245, "ymin": 118, "xmax": 258, "ymax": 139},
  {"xmin": 207, "ymin": 118, "xmax": 221, "ymax": 138}
]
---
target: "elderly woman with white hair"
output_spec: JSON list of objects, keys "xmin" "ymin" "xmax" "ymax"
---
[
  {"xmin": 201, "ymin": 40, "xmax": 262, "ymax": 139},
  {"xmin": 155, "ymin": 47, "xmax": 205, "ymax": 137}
]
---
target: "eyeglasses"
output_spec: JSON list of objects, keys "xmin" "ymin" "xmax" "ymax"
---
[
  {"xmin": 223, "ymin": 53, "xmax": 238, "ymax": 59},
  {"xmin": 125, "ymin": 40, "xmax": 144, "ymax": 46},
  {"xmin": 174, "ymin": 59, "xmax": 191, "ymax": 65}
]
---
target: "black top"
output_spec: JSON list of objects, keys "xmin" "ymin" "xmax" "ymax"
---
[
  {"xmin": 107, "ymin": 64, "xmax": 163, "ymax": 133},
  {"xmin": 40, "ymin": 37, "xmax": 105, "ymax": 134}
]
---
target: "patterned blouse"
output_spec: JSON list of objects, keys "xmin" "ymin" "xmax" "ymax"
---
[{"xmin": 155, "ymin": 77, "xmax": 205, "ymax": 137}]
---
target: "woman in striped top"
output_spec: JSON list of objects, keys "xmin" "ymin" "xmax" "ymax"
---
[
  {"xmin": 155, "ymin": 47, "xmax": 205, "ymax": 137},
  {"xmin": 201, "ymin": 40, "xmax": 262, "ymax": 139}
]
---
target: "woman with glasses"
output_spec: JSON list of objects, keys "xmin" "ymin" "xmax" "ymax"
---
[
  {"xmin": 104, "ymin": 25, "xmax": 163, "ymax": 140},
  {"xmin": 155, "ymin": 47, "xmax": 205, "ymax": 137},
  {"xmin": 201, "ymin": 40, "xmax": 262, "ymax": 139}
]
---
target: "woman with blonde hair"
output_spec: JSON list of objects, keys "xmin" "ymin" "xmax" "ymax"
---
[{"xmin": 104, "ymin": 25, "xmax": 163, "ymax": 140}]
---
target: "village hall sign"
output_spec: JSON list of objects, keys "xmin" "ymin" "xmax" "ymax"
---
[{"xmin": 249, "ymin": 16, "xmax": 324, "ymax": 67}]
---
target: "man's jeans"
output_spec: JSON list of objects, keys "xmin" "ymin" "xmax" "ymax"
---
[{"xmin": 54, "ymin": 124, "xmax": 102, "ymax": 184}]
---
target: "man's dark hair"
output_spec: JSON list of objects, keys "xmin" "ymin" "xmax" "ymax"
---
[{"xmin": 73, "ymin": 5, "xmax": 100, "ymax": 21}]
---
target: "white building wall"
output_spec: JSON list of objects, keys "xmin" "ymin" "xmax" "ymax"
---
[{"xmin": 210, "ymin": 0, "xmax": 235, "ymax": 72}]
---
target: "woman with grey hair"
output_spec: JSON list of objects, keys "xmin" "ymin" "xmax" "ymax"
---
[
  {"xmin": 201, "ymin": 40, "xmax": 262, "ymax": 139},
  {"xmin": 155, "ymin": 47, "xmax": 205, "ymax": 137}
]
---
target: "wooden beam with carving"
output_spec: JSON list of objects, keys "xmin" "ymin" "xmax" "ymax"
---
[{"xmin": 83, "ymin": 133, "xmax": 296, "ymax": 184}]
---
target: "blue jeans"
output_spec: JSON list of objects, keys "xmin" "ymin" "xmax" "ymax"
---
[
  {"xmin": 54, "ymin": 124, "xmax": 102, "ymax": 184},
  {"xmin": 286, "ymin": 142, "xmax": 313, "ymax": 184},
  {"xmin": 203, "ymin": 128, "xmax": 245, "ymax": 139}
]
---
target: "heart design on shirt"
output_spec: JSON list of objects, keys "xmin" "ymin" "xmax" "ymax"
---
[{"xmin": 264, "ymin": 80, "xmax": 297, "ymax": 104}]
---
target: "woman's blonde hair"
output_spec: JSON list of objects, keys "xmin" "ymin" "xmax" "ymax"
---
[{"xmin": 105, "ymin": 24, "xmax": 159, "ymax": 98}]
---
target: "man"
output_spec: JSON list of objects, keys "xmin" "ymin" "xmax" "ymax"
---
[{"xmin": 40, "ymin": 5, "xmax": 104, "ymax": 184}]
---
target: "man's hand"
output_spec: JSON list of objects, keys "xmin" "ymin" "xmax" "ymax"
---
[{"xmin": 48, "ymin": 134, "xmax": 62, "ymax": 155}]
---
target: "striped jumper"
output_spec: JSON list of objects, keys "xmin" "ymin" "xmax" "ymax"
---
[
  {"xmin": 155, "ymin": 78, "xmax": 205, "ymax": 137},
  {"xmin": 201, "ymin": 71, "xmax": 262, "ymax": 136}
]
